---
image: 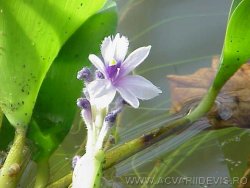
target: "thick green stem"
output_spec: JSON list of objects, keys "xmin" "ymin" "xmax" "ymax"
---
[
  {"xmin": 0, "ymin": 126, "xmax": 26, "ymax": 188},
  {"xmin": 34, "ymin": 158, "xmax": 49, "ymax": 188},
  {"xmin": 104, "ymin": 117, "xmax": 190, "ymax": 168},
  {"xmin": 46, "ymin": 173, "xmax": 72, "ymax": 188},
  {"xmin": 186, "ymin": 85, "xmax": 219, "ymax": 122}
]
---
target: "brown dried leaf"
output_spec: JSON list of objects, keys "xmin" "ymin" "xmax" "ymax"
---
[{"xmin": 167, "ymin": 56, "xmax": 250, "ymax": 128}]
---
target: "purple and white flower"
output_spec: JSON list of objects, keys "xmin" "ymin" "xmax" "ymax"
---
[{"xmin": 87, "ymin": 33, "xmax": 162, "ymax": 108}]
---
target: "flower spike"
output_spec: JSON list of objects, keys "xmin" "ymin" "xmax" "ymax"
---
[{"xmin": 73, "ymin": 34, "xmax": 162, "ymax": 188}]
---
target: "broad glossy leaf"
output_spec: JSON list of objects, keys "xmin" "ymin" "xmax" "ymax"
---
[
  {"xmin": 213, "ymin": 0, "xmax": 250, "ymax": 90},
  {"xmin": 27, "ymin": 5, "xmax": 117, "ymax": 160},
  {"xmin": 0, "ymin": 0, "xmax": 106, "ymax": 127}
]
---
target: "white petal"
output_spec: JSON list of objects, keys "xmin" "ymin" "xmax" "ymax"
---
[
  {"xmin": 116, "ymin": 87, "xmax": 139, "ymax": 108},
  {"xmin": 87, "ymin": 79, "xmax": 107, "ymax": 98},
  {"xmin": 121, "ymin": 46, "xmax": 151, "ymax": 76},
  {"xmin": 88, "ymin": 54, "xmax": 105, "ymax": 74},
  {"xmin": 101, "ymin": 36, "xmax": 115, "ymax": 64},
  {"xmin": 114, "ymin": 33, "xmax": 129, "ymax": 62},
  {"xmin": 117, "ymin": 75, "xmax": 162, "ymax": 100},
  {"xmin": 87, "ymin": 79, "xmax": 116, "ymax": 108},
  {"xmin": 92, "ymin": 88, "xmax": 116, "ymax": 109}
]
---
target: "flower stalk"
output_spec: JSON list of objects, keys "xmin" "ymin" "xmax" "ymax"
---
[
  {"xmin": 186, "ymin": 85, "xmax": 219, "ymax": 122},
  {"xmin": 73, "ymin": 150, "xmax": 104, "ymax": 188},
  {"xmin": 34, "ymin": 158, "xmax": 50, "ymax": 188}
]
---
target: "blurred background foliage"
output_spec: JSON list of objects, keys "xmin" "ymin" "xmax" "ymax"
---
[{"xmin": 109, "ymin": 1, "xmax": 250, "ymax": 188}]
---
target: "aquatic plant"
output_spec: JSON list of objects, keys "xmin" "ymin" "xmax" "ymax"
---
[{"xmin": 0, "ymin": 0, "xmax": 250, "ymax": 188}]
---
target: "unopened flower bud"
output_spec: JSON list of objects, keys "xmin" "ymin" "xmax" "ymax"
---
[
  {"xmin": 77, "ymin": 67, "xmax": 92, "ymax": 82},
  {"xmin": 77, "ymin": 98, "xmax": 91, "ymax": 110},
  {"xmin": 105, "ymin": 112, "xmax": 117, "ymax": 123},
  {"xmin": 95, "ymin": 70, "xmax": 105, "ymax": 79},
  {"xmin": 77, "ymin": 98, "xmax": 92, "ymax": 125}
]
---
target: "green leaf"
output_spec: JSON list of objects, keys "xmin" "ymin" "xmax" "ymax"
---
[
  {"xmin": 229, "ymin": 0, "xmax": 243, "ymax": 17},
  {"xmin": 213, "ymin": 0, "xmax": 250, "ymax": 90},
  {"xmin": 0, "ymin": 0, "xmax": 106, "ymax": 128},
  {"xmin": 27, "ymin": 5, "xmax": 117, "ymax": 160},
  {"xmin": 0, "ymin": 116, "xmax": 14, "ymax": 150}
]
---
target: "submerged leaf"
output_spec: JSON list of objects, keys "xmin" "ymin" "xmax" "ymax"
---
[{"xmin": 0, "ymin": 0, "xmax": 106, "ymax": 127}]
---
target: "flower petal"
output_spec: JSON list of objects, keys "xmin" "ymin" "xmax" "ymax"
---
[
  {"xmin": 114, "ymin": 33, "xmax": 129, "ymax": 62},
  {"xmin": 93, "ymin": 89, "xmax": 116, "ymax": 109},
  {"xmin": 116, "ymin": 87, "xmax": 139, "ymax": 108},
  {"xmin": 101, "ymin": 36, "xmax": 115, "ymax": 64},
  {"xmin": 87, "ymin": 79, "xmax": 116, "ymax": 108},
  {"xmin": 88, "ymin": 54, "xmax": 105, "ymax": 74},
  {"xmin": 121, "ymin": 46, "xmax": 151, "ymax": 76},
  {"xmin": 87, "ymin": 79, "xmax": 107, "ymax": 98},
  {"xmin": 117, "ymin": 75, "xmax": 162, "ymax": 100}
]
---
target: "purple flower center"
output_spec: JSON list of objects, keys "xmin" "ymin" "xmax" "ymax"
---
[{"xmin": 106, "ymin": 61, "xmax": 121, "ymax": 83}]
